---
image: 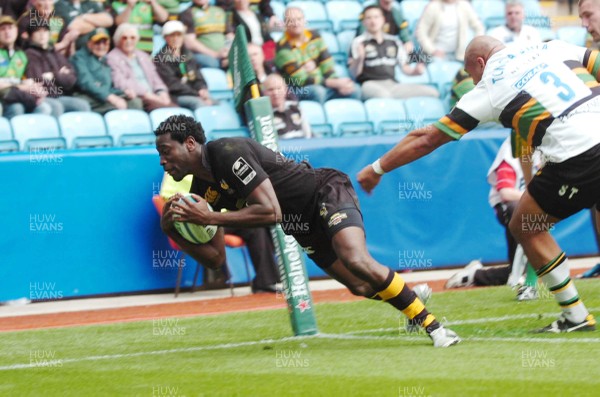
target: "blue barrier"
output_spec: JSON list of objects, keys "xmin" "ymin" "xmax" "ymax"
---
[{"xmin": 0, "ymin": 131, "xmax": 596, "ymax": 301}]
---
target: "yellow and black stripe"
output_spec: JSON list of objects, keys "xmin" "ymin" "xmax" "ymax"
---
[
  {"xmin": 434, "ymin": 108, "xmax": 479, "ymax": 140},
  {"xmin": 536, "ymin": 252, "xmax": 566, "ymax": 277},
  {"xmin": 376, "ymin": 270, "xmax": 438, "ymax": 330},
  {"xmin": 583, "ymin": 49, "xmax": 600, "ymax": 81}
]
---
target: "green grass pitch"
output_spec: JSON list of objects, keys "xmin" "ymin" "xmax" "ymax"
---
[{"xmin": 1, "ymin": 280, "xmax": 600, "ymax": 397}]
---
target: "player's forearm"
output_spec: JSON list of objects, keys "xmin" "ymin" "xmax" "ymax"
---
[
  {"xmin": 379, "ymin": 125, "xmax": 453, "ymax": 172},
  {"xmin": 164, "ymin": 226, "xmax": 225, "ymax": 269},
  {"xmin": 207, "ymin": 204, "xmax": 281, "ymax": 228}
]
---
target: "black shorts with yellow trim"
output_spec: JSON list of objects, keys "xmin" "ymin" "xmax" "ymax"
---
[
  {"xmin": 528, "ymin": 143, "xmax": 600, "ymax": 219},
  {"xmin": 292, "ymin": 168, "xmax": 365, "ymax": 269}
]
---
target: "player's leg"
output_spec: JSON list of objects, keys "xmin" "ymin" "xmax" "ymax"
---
[
  {"xmin": 509, "ymin": 191, "xmax": 595, "ymax": 332},
  {"xmin": 328, "ymin": 226, "xmax": 459, "ymax": 346}
]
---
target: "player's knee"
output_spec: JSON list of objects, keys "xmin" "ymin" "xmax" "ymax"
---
[
  {"xmin": 508, "ymin": 216, "xmax": 524, "ymax": 242},
  {"xmin": 346, "ymin": 282, "xmax": 373, "ymax": 297},
  {"xmin": 340, "ymin": 252, "xmax": 372, "ymax": 274}
]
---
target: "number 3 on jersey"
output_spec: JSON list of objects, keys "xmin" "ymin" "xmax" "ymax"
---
[{"xmin": 540, "ymin": 71, "xmax": 575, "ymax": 102}]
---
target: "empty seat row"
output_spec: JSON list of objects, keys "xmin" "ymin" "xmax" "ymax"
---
[
  {"xmin": 0, "ymin": 104, "xmax": 249, "ymax": 153},
  {"xmin": 299, "ymin": 97, "xmax": 448, "ymax": 137}
]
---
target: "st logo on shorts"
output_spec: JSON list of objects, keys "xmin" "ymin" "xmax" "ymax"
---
[{"xmin": 232, "ymin": 157, "xmax": 256, "ymax": 185}]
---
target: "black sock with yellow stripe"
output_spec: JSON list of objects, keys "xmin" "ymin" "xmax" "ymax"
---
[{"xmin": 375, "ymin": 269, "xmax": 440, "ymax": 334}]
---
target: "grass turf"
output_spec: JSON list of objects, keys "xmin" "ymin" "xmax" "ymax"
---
[{"xmin": 1, "ymin": 280, "xmax": 599, "ymax": 397}]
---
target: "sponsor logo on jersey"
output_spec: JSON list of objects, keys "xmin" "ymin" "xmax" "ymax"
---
[
  {"xmin": 232, "ymin": 157, "xmax": 256, "ymax": 185},
  {"xmin": 327, "ymin": 212, "xmax": 347, "ymax": 228}
]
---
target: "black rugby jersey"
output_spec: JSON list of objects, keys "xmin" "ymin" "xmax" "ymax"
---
[{"xmin": 190, "ymin": 138, "xmax": 318, "ymax": 231}]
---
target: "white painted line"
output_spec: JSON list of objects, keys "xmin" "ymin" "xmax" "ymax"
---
[{"xmin": 2, "ymin": 310, "xmax": 599, "ymax": 372}]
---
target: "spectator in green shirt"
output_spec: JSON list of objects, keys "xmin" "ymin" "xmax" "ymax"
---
[{"xmin": 275, "ymin": 7, "xmax": 360, "ymax": 104}]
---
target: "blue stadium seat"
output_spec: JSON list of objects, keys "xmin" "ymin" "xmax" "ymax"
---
[
  {"xmin": 336, "ymin": 30, "xmax": 355, "ymax": 59},
  {"xmin": 152, "ymin": 34, "xmax": 166, "ymax": 57},
  {"xmin": 319, "ymin": 30, "xmax": 344, "ymax": 63},
  {"xmin": 298, "ymin": 100, "xmax": 333, "ymax": 137},
  {"xmin": 0, "ymin": 117, "xmax": 18, "ymax": 152},
  {"xmin": 403, "ymin": 96, "xmax": 446, "ymax": 129},
  {"xmin": 400, "ymin": 0, "xmax": 428, "ymax": 32},
  {"xmin": 58, "ymin": 112, "xmax": 112, "ymax": 149},
  {"xmin": 536, "ymin": 27, "xmax": 556, "ymax": 42},
  {"xmin": 287, "ymin": 1, "xmax": 333, "ymax": 31},
  {"xmin": 396, "ymin": 65, "xmax": 432, "ymax": 86},
  {"xmin": 364, "ymin": 98, "xmax": 411, "ymax": 135},
  {"xmin": 271, "ymin": 1, "xmax": 285, "ymax": 21},
  {"xmin": 194, "ymin": 103, "xmax": 248, "ymax": 140},
  {"xmin": 324, "ymin": 99, "xmax": 374, "ymax": 136},
  {"xmin": 427, "ymin": 60, "xmax": 463, "ymax": 98},
  {"xmin": 149, "ymin": 107, "xmax": 195, "ymax": 130},
  {"xmin": 104, "ymin": 109, "xmax": 154, "ymax": 146},
  {"xmin": 557, "ymin": 27, "xmax": 588, "ymax": 47},
  {"xmin": 325, "ymin": 1, "xmax": 363, "ymax": 32},
  {"xmin": 201, "ymin": 67, "xmax": 234, "ymax": 101},
  {"xmin": 472, "ymin": 0, "xmax": 505, "ymax": 29},
  {"xmin": 11, "ymin": 114, "xmax": 66, "ymax": 151},
  {"xmin": 334, "ymin": 62, "xmax": 350, "ymax": 78}
]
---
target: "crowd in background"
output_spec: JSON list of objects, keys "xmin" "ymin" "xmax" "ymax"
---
[{"xmin": 0, "ymin": 0, "xmax": 552, "ymax": 139}]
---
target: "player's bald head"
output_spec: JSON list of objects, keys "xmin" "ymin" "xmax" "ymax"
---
[{"xmin": 464, "ymin": 36, "xmax": 505, "ymax": 84}]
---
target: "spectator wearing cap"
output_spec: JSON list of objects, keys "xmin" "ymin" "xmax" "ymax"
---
[
  {"xmin": 25, "ymin": 24, "xmax": 91, "ymax": 114},
  {"xmin": 17, "ymin": 0, "xmax": 80, "ymax": 56},
  {"xmin": 106, "ymin": 23, "xmax": 175, "ymax": 111},
  {"xmin": 71, "ymin": 27, "xmax": 143, "ymax": 114},
  {"xmin": 275, "ymin": 7, "xmax": 360, "ymax": 104},
  {"xmin": 180, "ymin": 0, "xmax": 234, "ymax": 68},
  {"xmin": 111, "ymin": 0, "xmax": 169, "ymax": 54},
  {"xmin": 53, "ymin": 0, "xmax": 114, "ymax": 51},
  {"xmin": 264, "ymin": 73, "xmax": 311, "ymax": 139},
  {"xmin": 154, "ymin": 20, "xmax": 214, "ymax": 111},
  {"xmin": 0, "ymin": 15, "xmax": 55, "ymax": 118}
]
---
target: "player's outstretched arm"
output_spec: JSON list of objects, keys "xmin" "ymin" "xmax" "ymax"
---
[
  {"xmin": 161, "ymin": 197, "xmax": 226, "ymax": 269},
  {"xmin": 357, "ymin": 125, "xmax": 454, "ymax": 194}
]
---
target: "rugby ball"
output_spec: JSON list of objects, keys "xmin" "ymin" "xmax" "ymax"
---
[{"xmin": 173, "ymin": 195, "xmax": 218, "ymax": 244}]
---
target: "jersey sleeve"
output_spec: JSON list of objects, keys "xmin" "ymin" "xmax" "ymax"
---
[
  {"xmin": 433, "ymin": 83, "xmax": 494, "ymax": 140},
  {"xmin": 212, "ymin": 140, "xmax": 269, "ymax": 199},
  {"xmin": 495, "ymin": 161, "xmax": 517, "ymax": 191}
]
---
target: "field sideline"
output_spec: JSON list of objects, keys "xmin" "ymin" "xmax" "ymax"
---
[{"xmin": 1, "ymin": 279, "xmax": 599, "ymax": 397}]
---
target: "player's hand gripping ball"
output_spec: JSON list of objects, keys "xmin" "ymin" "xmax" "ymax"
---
[{"xmin": 173, "ymin": 195, "xmax": 218, "ymax": 244}]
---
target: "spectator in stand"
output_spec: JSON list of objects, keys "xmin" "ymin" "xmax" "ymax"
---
[
  {"xmin": 71, "ymin": 28, "xmax": 143, "ymax": 114},
  {"xmin": 180, "ymin": 0, "xmax": 234, "ymax": 68},
  {"xmin": 358, "ymin": 0, "xmax": 414, "ymax": 55},
  {"xmin": 54, "ymin": 0, "xmax": 114, "ymax": 51},
  {"xmin": 488, "ymin": 0, "xmax": 541, "ymax": 45},
  {"xmin": 275, "ymin": 7, "xmax": 360, "ymax": 104},
  {"xmin": 24, "ymin": 24, "xmax": 91, "ymax": 115},
  {"xmin": 0, "ymin": 15, "xmax": 54, "ymax": 118},
  {"xmin": 0, "ymin": 0, "xmax": 29, "ymax": 20},
  {"xmin": 349, "ymin": 6, "xmax": 438, "ymax": 100},
  {"xmin": 107, "ymin": 23, "xmax": 175, "ymax": 111},
  {"xmin": 415, "ymin": 0, "xmax": 484, "ymax": 62},
  {"xmin": 264, "ymin": 73, "xmax": 311, "ymax": 139},
  {"xmin": 217, "ymin": 0, "xmax": 283, "ymax": 30},
  {"xmin": 17, "ymin": 0, "xmax": 80, "ymax": 56},
  {"xmin": 227, "ymin": 0, "xmax": 275, "ymax": 62},
  {"xmin": 154, "ymin": 20, "xmax": 214, "ymax": 111},
  {"xmin": 248, "ymin": 42, "xmax": 274, "ymax": 84},
  {"xmin": 111, "ymin": 0, "xmax": 169, "ymax": 54}
]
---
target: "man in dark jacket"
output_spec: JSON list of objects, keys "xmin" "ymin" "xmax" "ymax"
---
[
  {"xmin": 25, "ymin": 24, "xmax": 91, "ymax": 113},
  {"xmin": 71, "ymin": 28, "xmax": 142, "ymax": 114},
  {"xmin": 154, "ymin": 20, "xmax": 214, "ymax": 111}
]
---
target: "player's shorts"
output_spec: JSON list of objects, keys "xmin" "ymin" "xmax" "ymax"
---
[
  {"xmin": 528, "ymin": 143, "xmax": 600, "ymax": 219},
  {"xmin": 292, "ymin": 168, "xmax": 364, "ymax": 269}
]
